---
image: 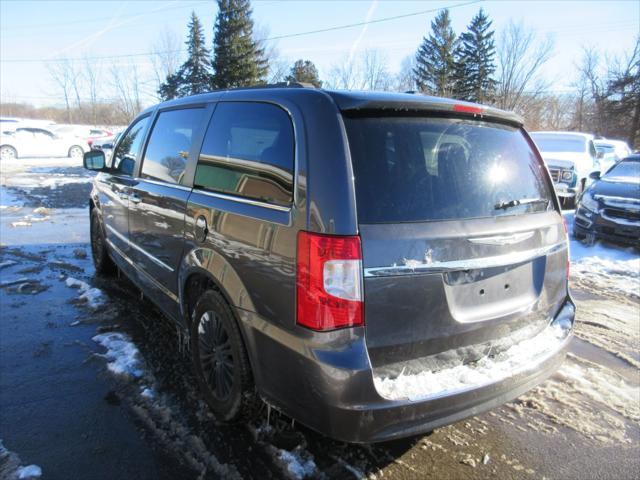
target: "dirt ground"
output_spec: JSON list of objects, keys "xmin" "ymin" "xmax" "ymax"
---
[{"xmin": 1, "ymin": 157, "xmax": 638, "ymax": 480}]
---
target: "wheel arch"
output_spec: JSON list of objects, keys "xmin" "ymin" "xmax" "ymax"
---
[
  {"xmin": 178, "ymin": 256, "xmax": 260, "ymax": 386},
  {"xmin": 0, "ymin": 144, "xmax": 18, "ymax": 157},
  {"xmin": 68, "ymin": 144, "xmax": 85, "ymax": 156}
]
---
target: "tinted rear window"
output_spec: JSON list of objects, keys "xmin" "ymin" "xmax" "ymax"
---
[{"xmin": 345, "ymin": 117, "xmax": 554, "ymax": 223}]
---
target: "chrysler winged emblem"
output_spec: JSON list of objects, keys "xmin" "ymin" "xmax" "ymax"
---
[{"xmin": 467, "ymin": 231, "xmax": 534, "ymax": 246}]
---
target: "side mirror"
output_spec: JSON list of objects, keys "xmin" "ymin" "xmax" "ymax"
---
[
  {"xmin": 83, "ymin": 150, "xmax": 106, "ymax": 171},
  {"xmin": 589, "ymin": 171, "xmax": 601, "ymax": 180}
]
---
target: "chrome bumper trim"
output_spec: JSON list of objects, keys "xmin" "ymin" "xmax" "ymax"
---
[{"xmin": 364, "ymin": 241, "xmax": 567, "ymax": 277}]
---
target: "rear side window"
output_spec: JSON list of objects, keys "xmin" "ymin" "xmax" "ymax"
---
[
  {"xmin": 194, "ymin": 102, "xmax": 294, "ymax": 207},
  {"xmin": 345, "ymin": 116, "xmax": 554, "ymax": 223},
  {"xmin": 141, "ymin": 108, "xmax": 206, "ymax": 185},
  {"xmin": 111, "ymin": 116, "xmax": 150, "ymax": 176}
]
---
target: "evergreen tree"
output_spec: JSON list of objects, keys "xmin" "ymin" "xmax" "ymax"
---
[
  {"xmin": 285, "ymin": 59, "xmax": 322, "ymax": 87},
  {"xmin": 211, "ymin": 0, "xmax": 268, "ymax": 89},
  {"xmin": 453, "ymin": 9, "xmax": 496, "ymax": 103},
  {"xmin": 158, "ymin": 73, "xmax": 180, "ymax": 101},
  {"xmin": 158, "ymin": 12, "xmax": 212, "ymax": 100},
  {"xmin": 413, "ymin": 9, "xmax": 458, "ymax": 97}
]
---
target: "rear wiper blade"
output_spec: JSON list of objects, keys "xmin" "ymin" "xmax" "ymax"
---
[{"xmin": 494, "ymin": 197, "xmax": 549, "ymax": 210}]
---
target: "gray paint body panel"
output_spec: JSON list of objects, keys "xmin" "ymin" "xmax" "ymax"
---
[{"xmin": 88, "ymin": 87, "xmax": 574, "ymax": 443}]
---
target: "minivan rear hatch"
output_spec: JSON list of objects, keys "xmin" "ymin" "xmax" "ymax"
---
[{"xmin": 343, "ymin": 113, "xmax": 569, "ymax": 389}]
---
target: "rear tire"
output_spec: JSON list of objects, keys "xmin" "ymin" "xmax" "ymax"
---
[
  {"xmin": 190, "ymin": 290, "xmax": 260, "ymax": 422},
  {"xmin": 90, "ymin": 209, "xmax": 116, "ymax": 275},
  {"xmin": 0, "ymin": 145, "xmax": 17, "ymax": 161},
  {"xmin": 69, "ymin": 145, "xmax": 84, "ymax": 159}
]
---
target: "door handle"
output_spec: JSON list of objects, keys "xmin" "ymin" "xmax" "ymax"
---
[
  {"xmin": 195, "ymin": 215, "xmax": 208, "ymax": 243},
  {"xmin": 130, "ymin": 193, "xmax": 141, "ymax": 204}
]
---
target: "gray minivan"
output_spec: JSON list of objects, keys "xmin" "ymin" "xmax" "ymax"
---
[{"xmin": 83, "ymin": 86, "xmax": 575, "ymax": 443}]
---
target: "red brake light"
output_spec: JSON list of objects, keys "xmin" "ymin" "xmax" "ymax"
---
[
  {"xmin": 296, "ymin": 232, "xmax": 364, "ymax": 331},
  {"xmin": 453, "ymin": 104, "xmax": 483, "ymax": 115}
]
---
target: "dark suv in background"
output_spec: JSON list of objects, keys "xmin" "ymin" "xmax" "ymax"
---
[{"xmin": 84, "ymin": 86, "xmax": 575, "ymax": 443}]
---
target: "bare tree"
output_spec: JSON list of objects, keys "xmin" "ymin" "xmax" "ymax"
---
[
  {"xmin": 110, "ymin": 61, "xmax": 142, "ymax": 122},
  {"xmin": 46, "ymin": 58, "xmax": 74, "ymax": 123},
  {"xmin": 495, "ymin": 21, "xmax": 554, "ymax": 112},
  {"xmin": 326, "ymin": 49, "xmax": 392, "ymax": 91},
  {"xmin": 83, "ymin": 55, "xmax": 102, "ymax": 126},
  {"xmin": 360, "ymin": 50, "xmax": 392, "ymax": 90},
  {"xmin": 150, "ymin": 28, "xmax": 182, "ymax": 98},
  {"xmin": 253, "ymin": 23, "xmax": 290, "ymax": 84},
  {"xmin": 395, "ymin": 55, "xmax": 417, "ymax": 92},
  {"xmin": 577, "ymin": 47, "xmax": 608, "ymax": 134},
  {"xmin": 327, "ymin": 56, "xmax": 358, "ymax": 90}
]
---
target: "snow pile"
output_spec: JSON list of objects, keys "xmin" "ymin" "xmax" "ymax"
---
[
  {"xmin": 3, "ymin": 174, "xmax": 91, "ymax": 190},
  {"xmin": 374, "ymin": 324, "xmax": 568, "ymax": 401},
  {"xmin": 511, "ymin": 354, "xmax": 640, "ymax": 443},
  {"xmin": 17, "ymin": 465, "xmax": 42, "ymax": 479},
  {"xmin": 566, "ymin": 211, "xmax": 640, "ymax": 297},
  {"xmin": 92, "ymin": 332, "xmax": 144, "ymax": 379},
  {"xmin": 65, "ymin": 276, "xmax": 105, "ymax": 309},
  {"xmin": 571, "ymin": 254, "xmax": 639, "ymax": 297},
  {"xmin": 272, "ymin": 447, "xmax": 317, "ymax": 480},
  {"xmin": 0, "ymin": 439, "xmax": 43, "ymax": 480},
  {"xmin": 140, "ymin": 387, "xmax": 156, "ymax": 400},
  {"xmin": 557, "ymin": 354, "xmax": 640, "ymax": 422}
]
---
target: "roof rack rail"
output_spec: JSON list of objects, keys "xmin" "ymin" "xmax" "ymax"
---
[
  {"xmin": 223, "ymin": 82, "xmax": 316, "ymax": 91},
  {"xmin": 264, "ymin": 81, "xmax": 316, "ymax": 89}
]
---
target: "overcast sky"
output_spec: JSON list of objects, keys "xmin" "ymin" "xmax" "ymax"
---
[{"xmin": 1, "ymin": 0, "xmax": 638, "ymax": 107}]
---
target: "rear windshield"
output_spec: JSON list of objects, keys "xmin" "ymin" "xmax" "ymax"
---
[
  {"xmin": 604, "ymin": 160, "xmax": 640, "ymax": 180},
  {"xmin": 530, "ymin": 134, "xmax": 585, "ymax": 153},
  {"xmin": 345, "ymin": 116, "xmax": 554, "ymax": 223}
]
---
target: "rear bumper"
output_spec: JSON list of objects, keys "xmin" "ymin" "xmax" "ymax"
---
[
  {"xmin": 575, "ymin": 207, "xmax": 640, "ymax": 245},
  {"xmin": 238, "ymin": 298, "xmax": 575, "ymax": 443}
]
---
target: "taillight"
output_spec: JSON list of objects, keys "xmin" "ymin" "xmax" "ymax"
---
[{"xmin": 296, "ymin": 231, "xmax": 363, "ymax": 331}]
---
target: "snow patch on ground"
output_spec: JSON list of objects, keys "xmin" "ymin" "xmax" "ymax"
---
[
  {"xmin": 510, "ymin": 354, "xmax": 640, "ymax": 443},
  {"xmin": 92, "ymin": 332, "xmax": 144, "ymax": 379},
  {"xmin": 17, "ymin": 465, "xmax": 42, "ymax": 479},
  {"xmin": 65, "ymin": 276, "xmax": 104, "ymax": 309},
  {"xmin": 0, "ymin": 439, "xmax": 43, "ymax": 480},
  {"xmin": 140, "ymin": 387, "xmax": 156, "ymax": 400},
  {"xmin": 374, "ymin": 324, "xmax": 567, "ymax": 401},
  {"xmin": 564, "ymin": 211, "xmax": 640, "ymax": 297},
  {"xmin": 271, "ymin": 446, "xmax": 317, "ymax": 479},
  {"xmin": 3, "ymin": 173, "xmax": 91, "ymax": 190}
]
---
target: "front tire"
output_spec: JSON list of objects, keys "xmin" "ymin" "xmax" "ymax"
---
[
  {"xmin": 0, "ymin": 145, "xmax": 17, "ymax": 161},
  {"xmin": 190, "ymin": 290, "xmax": 260, "ymax": 422},
  {"xmin": 90, "ymin": 209, "xmax": 116, "ymax": 275}
]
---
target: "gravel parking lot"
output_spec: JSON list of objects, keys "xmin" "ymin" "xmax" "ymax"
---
[{"xmin": 1, "ymin": 156, "xmax": 639, "ymax": 480}]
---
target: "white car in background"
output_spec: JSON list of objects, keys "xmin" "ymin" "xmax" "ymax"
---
[
  {"xmin": 530, "ymin": 131, "xmax": 600, "ymax": 208},
  {"xmin": 0, "ymin": 126, "xmax": 87, "ymax": 161},
  {"xmin": 594, "ymin": 138, "xmax": 633, "ymax": 162},
  {"xmin": 0, "ymin": 117, "xmax": 56, "ymax": 134},
  {"xmin": 90, "ymin": 130, "xmax": 122, "ymax": 161}
]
